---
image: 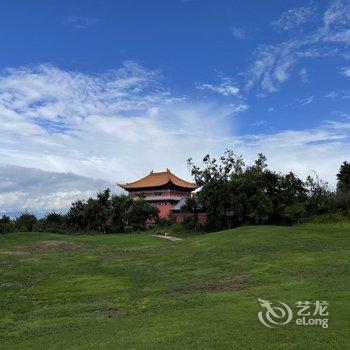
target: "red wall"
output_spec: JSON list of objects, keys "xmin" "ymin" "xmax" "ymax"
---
[
  {"xmin": 172, "ymin": 212, "xmax": 207, "ymax": 224},
  {"xmin": 152, "ymin": 202, "xmax": 174, "ymax": 219}
]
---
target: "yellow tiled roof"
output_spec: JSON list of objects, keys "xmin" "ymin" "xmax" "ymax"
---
[{"xmin": 118, "ymin": 169, "xmax": 197, "ymax": 190}]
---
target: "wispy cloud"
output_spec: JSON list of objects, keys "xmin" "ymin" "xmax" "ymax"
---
[
  {"xmin": 341, "ymin": 66, "xmax": 350, "ymax": 77},
  {"xmin": 323, "ymin": 0, "xmax": 350, "ymax": 28},
  {"xmin": 240, "ymin": 125, "xmax": 349, "ymax": 188},
  {"xmin": 245, "ymin": 0, "xmax": 350, "ymax": 94},
  {"xmin": 297, "ymin": 96, "xmax": 314, "ymax": 106},
  {"xmin": 197, "ymin": 76, "xmax": 240, "ymax": 96},
  {"xmin": 252, "ymin": 120, "xmax": 267, "ymax": 126},
  {"xmin": 63, "ymin": 16, "xmax": 99, "ymax": 29},
  {"xmin": 271, "ymin": 3, "xmax": 317, "ymax": 31},
  {"xmin": 0, "ymin": 61, "xmax": 349, "ymax": 212},
  {"xmin": 0, "ymin": 62, "xmax": 240, "ymax": 185},
  {"xmin": 232, "ymin": 103, "xmax": 249, "ymax": 113},
  {"xmin": 326, "ymin": 89, "xmax": 350, "ymax": 99},
  {"xmin": 230, "ymin": 27, "xmax": 246, "ymax": 40},
  {"xmin": 326, "ymin": 91, "xmax": 338, "ymax": 98},
  {"xmin": 298, "ymin": 68, "xmax": 309, "ymax": 83}
]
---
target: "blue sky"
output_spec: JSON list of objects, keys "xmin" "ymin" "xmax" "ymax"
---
[{"xmin": 0, "ymin": 0, "xmax": 349, "ymax": 213}]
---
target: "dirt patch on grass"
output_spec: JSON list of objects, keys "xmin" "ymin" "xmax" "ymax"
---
[
  {"xmin": 167, "ymin": 289, "xmax": 193, "ymax": 297},
  {"xmin": 13, "ymin": 240, "xmax": 79, "ymax": 252},
  {"xmin": 94, "ymin": 308, "xmax": 129, "ymax": 318},
  {"xmin": 86, "ymin": 307, "xmax": 145, "ymax": 318},
  {"xmin": 168, "ymin": 275, "xmax": 248, "ymax": 297},
  {"xmin": 203, "ymin": 275, "xmax": 248, "ymax": 293}
]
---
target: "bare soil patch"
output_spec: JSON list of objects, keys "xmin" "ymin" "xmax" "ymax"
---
[
  {"xmin": 203, "ymin": 275, "xmax": 248, "ymax": 293},
  {"xmin": 13, "ymin": 240, "xmax": 79, "ymax": 252},
  {"xmin": 169, "ymin": 275, "xmax": 248, "ymax": 297}
]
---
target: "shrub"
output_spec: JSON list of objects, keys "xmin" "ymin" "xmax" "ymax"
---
[{"xmin": 124, "ymin": 225, "xmax": 133, "ymax": 233}]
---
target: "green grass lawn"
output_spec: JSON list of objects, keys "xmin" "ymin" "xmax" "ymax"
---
[{"xmin": 0, "ymin": 224, "xmax": 349, "ymax": 349}]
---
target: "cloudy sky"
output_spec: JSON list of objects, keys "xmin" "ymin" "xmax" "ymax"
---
[{"xmin": 0, "ymin": 0, "xmax": 349, "ymax": 214}]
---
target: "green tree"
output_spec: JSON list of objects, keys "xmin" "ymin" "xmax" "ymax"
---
[
  {"xmin": 0, "ymin": 215, "xmax": 13, "ymax": 234},
  {"xmin": 43, "ymin": 211, "xmax": 66, "ymax": 233},
  {"xmin": 305, "ymin": 175, "xmax": 333, "ymax": 215},
  {"xmin": 110, "ymin": 194, "xmax": 133, "ymax": 232},
  {"xmin": 188, "ymin": 150, "xmax": 309, "ymax": 230},
  {"xmin": 126, "ymin": 198, "xmax": 159, "ymax": 230},
  {"xmin": 14, "ymin": 212, "xmax": 37, "ymax": 232},
  {"xmin": 337, "ymin": 161, "xmax": 350, "ymax": 193},
  {"xmin": 67, "ymin": 200, "xmax": 86, "ymax": 232},
  {"xmin": 188, "ymin": 150, "xmax": 245, "ymax": 230}
]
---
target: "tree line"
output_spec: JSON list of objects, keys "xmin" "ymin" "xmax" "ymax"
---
[
  {"xmin": 0, "ymin": 190, "xmax": 158, "ymax": 234},
  {"xmin": 1, "ymin": 150, "xmax": 349, "ymax": 234},
  {"xmin": 186, "ymin": 150, "xmax": 350, "ymax": 231}
]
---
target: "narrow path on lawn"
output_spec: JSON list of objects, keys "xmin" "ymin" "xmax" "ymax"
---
[{"xmin": 152, "ymin": 235, "xmax": 183, "ymax": 241}]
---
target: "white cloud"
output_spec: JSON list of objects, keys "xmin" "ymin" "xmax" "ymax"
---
[
  {"xmin": 0, "ymin": 62, "xmax": 349, "ymax": 212},
  {"xmin": 326, "ymin": 91, "xmax": 338, "ymax": 98},
  {"xmin": 297, "ymin": 96, "xmax": 314, "ymax": 106},
  {"xmin": 341, "ymin": 66, "xmax": 350, "ymax": 77},
  {"xmin": 298, "ymin": 68, "xmax": 309, "ymax": 83},
  {"xmin": 0, "ymin": 62, "xmax": 240, "ymax": 187},
  {"xmin": 272, "ymin": 4, "xmax": 317, "ymax": 31},
  {"xmin": 232, "ymin": 103, "xmax": 249, "ymax": 113},
  {"xmin": 197, "ymin": 76, "xmax": 240, "ymax": 96},
  {"xmin": 323, "ymin": 0, "xmax": 350, "ymax": 28},
  {"xmin": 239, "ymin": 126, "xmax": 349, "ymax": 190},
  {"xmin": 231, "ymin": 27, "xmax": 246, "ymax": 40},
  {"xmin": 0, "ymin": 165, "xmax": 113, "ymax": 212},
  {"xmin": 246, "ymin": 0, "xmax": 350, "ymax": 93}
]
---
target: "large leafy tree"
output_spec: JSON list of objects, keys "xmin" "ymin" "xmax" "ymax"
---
[
  {"xmin": 110, "ymin": 195, "xmax": 133, "ymax": 232},
  {"xmin": 337, "ymin": 161, "xmax": 350, "ymax": 193},
  {"xmin": 188, "ymin": 150, "xmax": 311, "ymax": 230},
  {"xmin": 188, "ymin": 150, "xmax": 245, "ymax": 230},
  {"xmin": 0, "ymin": 215, "xmax": 12, "ymax": 234},
  {"xmin": 14, "ymin": 212, "xmax": 37, "ymax": 232},
  {"xmin": 126, "ymin": 199, "xmax": 159, "ymax": 230}
]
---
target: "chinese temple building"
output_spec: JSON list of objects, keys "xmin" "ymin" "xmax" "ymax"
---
[{"xmin": 118, "ymin": 169, "xmax": 198, "ymax": 219}]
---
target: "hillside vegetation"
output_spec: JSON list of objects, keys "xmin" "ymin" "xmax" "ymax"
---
[{"xmin": 1, "ymin": 224, "xmax": 349, "ymax": 349}]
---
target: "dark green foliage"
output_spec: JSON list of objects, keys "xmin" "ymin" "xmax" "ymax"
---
[
  {"xmin": 0, "ymin": 215, "xmax": 13, "ymax": 234},
  {"xmin": 110, "ymin": 195, "xmax": 133, "ymax": 232},
  {"xmin": 14, "ymin": 212, "xmax": 37, "ymax": 232},
  {"xmin": 125, "ymin": 198, "xmax": 159, "ymax": 230},
  {"xmin": 3, "ymin": 153, "xmax": 349, "ymax": 235},
  {"xmin": 188, "ymin": 150, "xmax": 344, "ymax": 231},
  {"xmin": 66, "ymin": 189, "xmax": 159, "ymax": 233},
  {"xmin": 335, "ymin": 162, "xmax": 350, "ymax": 211},
  {"xmin": 305, "ymin": 175, "xmax": 333, "ymax": 215},
  {"xmin": 337, "ymin": 161, "xmax": 350, "ymax": 193},
  {"xmin": 42, "ymin": 211, "xmax": 66, "ymax": 233},
  {"xmin": 3, "ymin": 190, "xmax": 159, "ymax": 235},
  {"xmin": 124, "ymin": 225, "xmax": 133, "ymax": 233}
]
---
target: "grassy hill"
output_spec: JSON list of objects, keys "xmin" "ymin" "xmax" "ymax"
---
[{"xmin": 1, "ymin": 224, "xmax": 349, "ymax": 349}]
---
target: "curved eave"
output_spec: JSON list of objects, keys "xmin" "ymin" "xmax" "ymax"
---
[{"xmin": 118, "ymin": 170, "xmax": 198, "ymax": 191}]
